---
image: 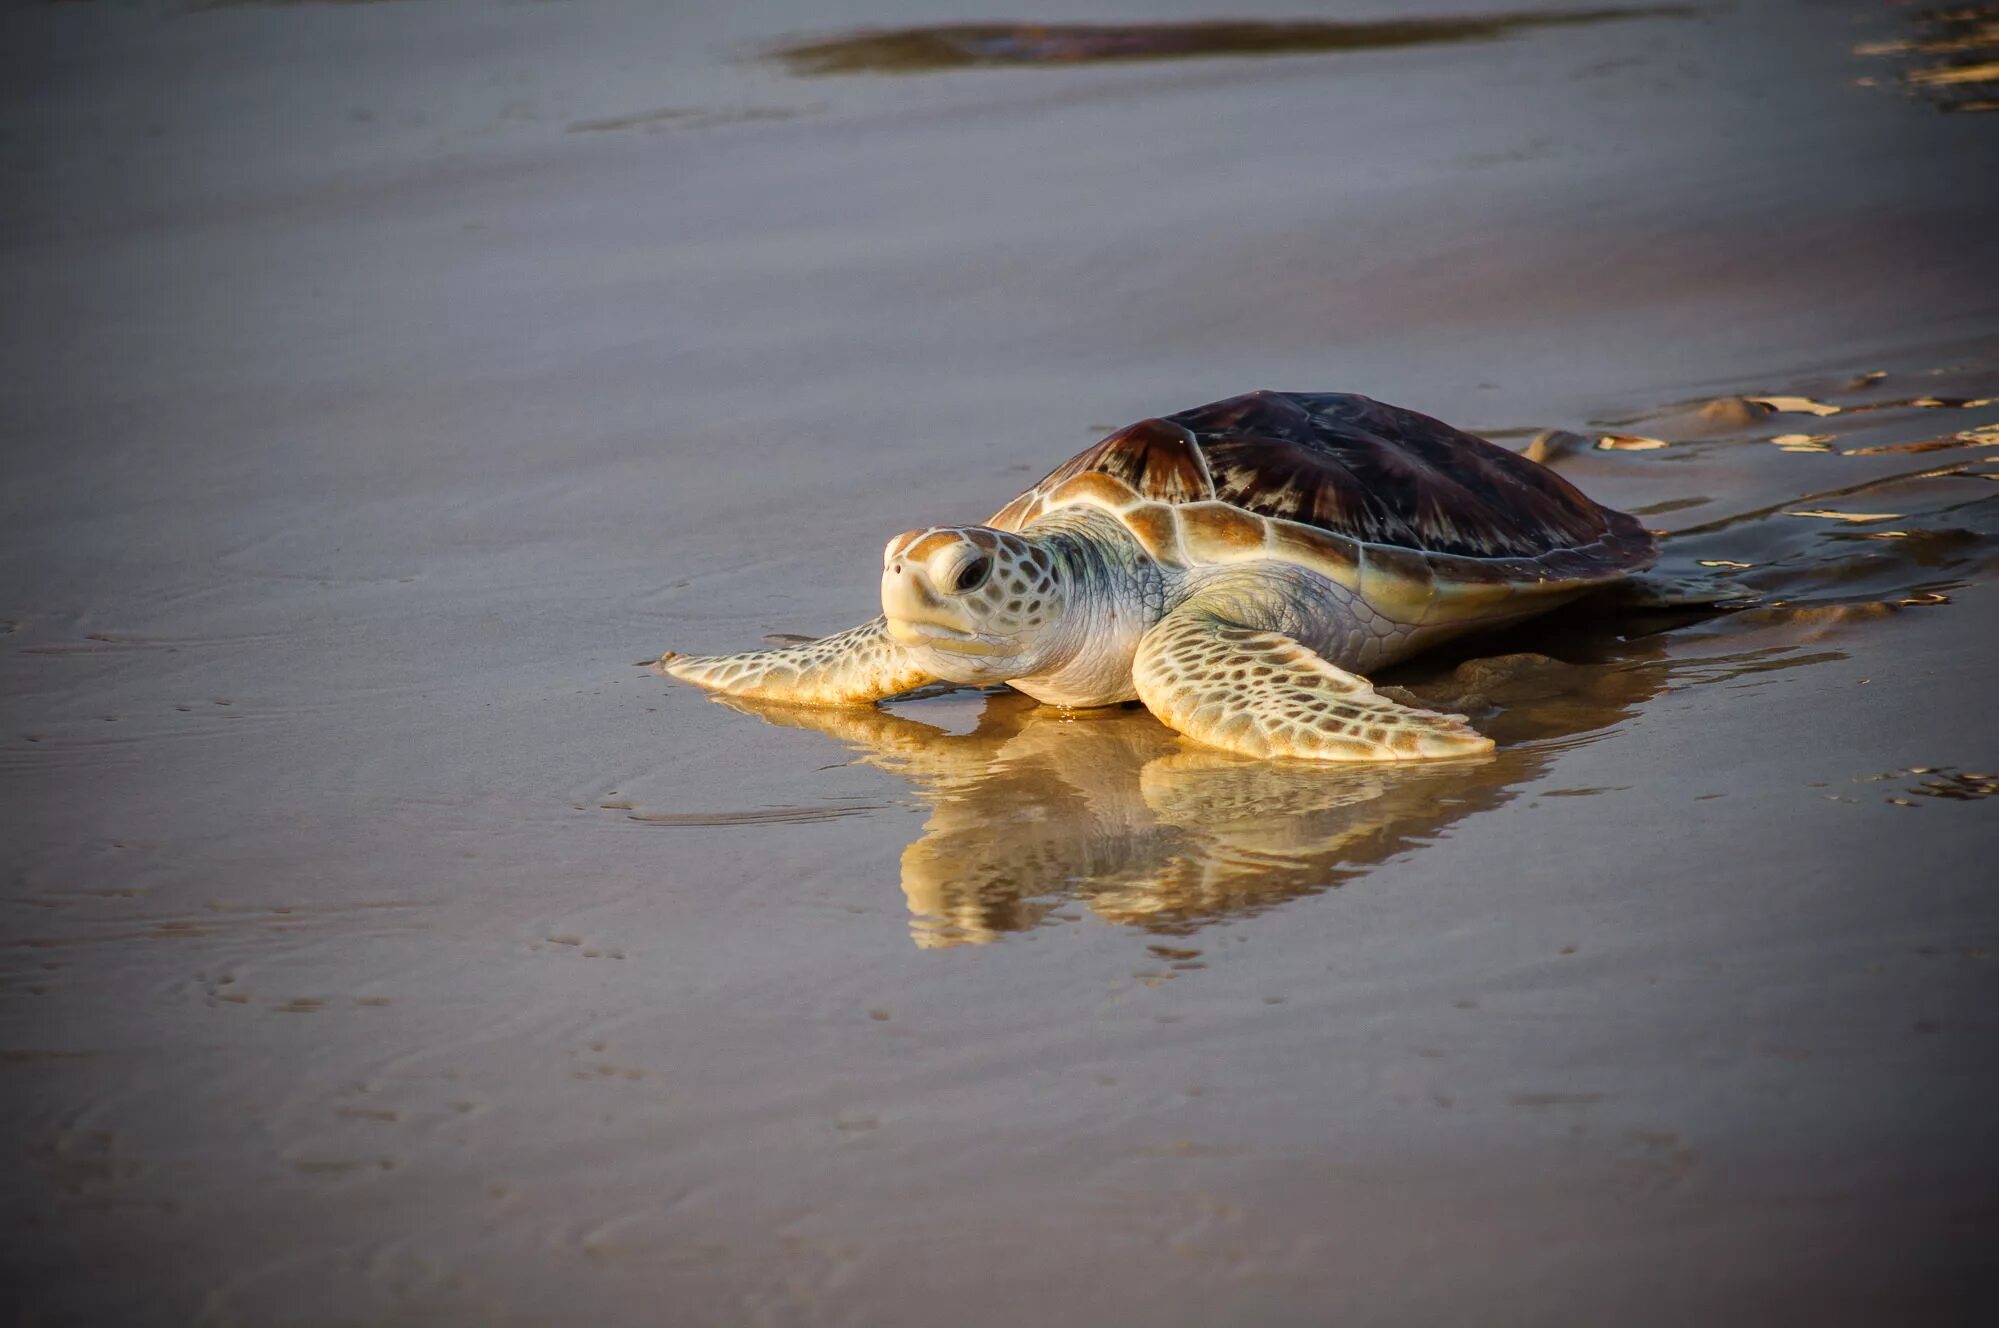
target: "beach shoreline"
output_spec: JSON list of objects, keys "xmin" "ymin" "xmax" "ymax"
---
[{"xmin": 4, "ymin": 1, "xmax": 1997, "ymax": 1323}]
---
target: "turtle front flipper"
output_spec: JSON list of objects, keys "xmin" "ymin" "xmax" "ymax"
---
[
  {"xmin": 661, "ymin": 616, "xmax": 934, "ymax": 706},
  {"xmin": 1132, "ymin": 604, "xmax": 1493, "ymax": 762}
]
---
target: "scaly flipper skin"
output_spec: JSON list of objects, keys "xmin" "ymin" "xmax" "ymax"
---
[
  {"xmin": 1132, "ymin": 603, "xmax": 1494, "ymax": 762},
  {"xmin": 661, "ymin": 616, "xmax": 934, "ymax": 706}
]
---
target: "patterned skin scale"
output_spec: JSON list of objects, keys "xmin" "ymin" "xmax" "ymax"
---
[{"xmin": 662, "ymin": 391, "xmax": 1658, "ymax": 762}]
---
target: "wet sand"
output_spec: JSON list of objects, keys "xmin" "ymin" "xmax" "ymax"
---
[{"xmin": 4, "ymin": 1, "xmax": 1999, "ymax": 1324}]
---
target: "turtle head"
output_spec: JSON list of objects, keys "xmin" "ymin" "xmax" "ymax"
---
[{"xmin": 881, "ymin": 526, "xmax": 1069, "ymax": 682}]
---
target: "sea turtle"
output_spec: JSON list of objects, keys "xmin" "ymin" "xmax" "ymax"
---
[{"xmin": 661, "ymin": 390, "xmax": 1659, "ymax": 761}]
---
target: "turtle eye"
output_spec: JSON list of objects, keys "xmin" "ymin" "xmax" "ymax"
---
[{"xmin": 947, "ymin": 556, "xmax": 992, "ymax": 594}]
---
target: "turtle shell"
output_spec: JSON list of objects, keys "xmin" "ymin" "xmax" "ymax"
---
[
  {"xmin": 985, "ymin": 390, "xmax": 1657, "ymax": 625},
  {"xmin": 983, "ymin": 390, "xmax": 1655, "ymax": 628}
]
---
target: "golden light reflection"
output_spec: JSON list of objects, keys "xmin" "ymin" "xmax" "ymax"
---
[
  {"xmin": 1898, "ymin": 769, "xmax": 1999, "ymax": 801},
  {"xmin": 1855, "ymin": 19, "xmax": 1999, "ymax": 58},
  {"xmin": 1782, "ymin": 509, "xmax": 1906, "ymax": 523},
  {"xmin": 1854, "ymin": 5, "xmax": 1999, "ymax": 111},
  {"xmin": 712, "ymin": 647, "xmax": 1670, "ymax": 947},
  {"xmin": 1907, "ymin": 60, "xmax": 1999, "ymax": 87},
  {"xmin": 1750, "ymin": 396, "xmax": 1843, "ymax": 417},
  {"xmin": 1842, "ymin": 438, "xmax": 1975, "ymax": 456}
]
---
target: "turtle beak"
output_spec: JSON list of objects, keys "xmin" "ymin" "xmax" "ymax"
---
[
  {"xmin": 881, "ymin": 530, "xmax": 1010, "ymax": 655},
  {"xmin": 881, "ymin": 580, "xmax": 1009, "ymax": 655},
  {"xmin": 884, "ymin": 618, "xmax": 1009, "ymax": 654}
]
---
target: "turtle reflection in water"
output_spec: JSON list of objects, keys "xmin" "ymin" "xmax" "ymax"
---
[
  {"xmin": 665, "ymin": 391, "xmax": 1711, "ymax": 762},
  {"xmin": 718, "ymin": 643, "xmax": 1666, "ymax": 947}
]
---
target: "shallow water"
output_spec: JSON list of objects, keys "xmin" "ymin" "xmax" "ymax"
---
[
  {"xmin": 692, "ymin": 369, "xmax": 1999, "ymax": 952},
  {"xmin": 4, "ymin": 0, "xmax": 1999, "ymax": 1324}
]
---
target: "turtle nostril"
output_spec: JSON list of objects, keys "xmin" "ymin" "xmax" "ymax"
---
[{"xmin": 948, "ymin": 556, "xmax": 992, "ymax": 594}]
